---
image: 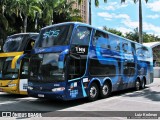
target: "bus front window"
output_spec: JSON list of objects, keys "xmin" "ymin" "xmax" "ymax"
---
[
  {"xmin": 34, "ymin": 24, "xmax": 73, "ymax": 48},
  {"xmin": 29, "ymin": 53, "xmax": 64, "ymax": 82},
  {"xmin": 3, "ymin": 36, "xmax": 24, "ymax": 52},
  {"xmin": 2, "ymin": 58, "xmax": 18, "ymax": 79}
]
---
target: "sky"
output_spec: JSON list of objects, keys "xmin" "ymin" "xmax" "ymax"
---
[{"xmin": 91, "ymin": 0, "xmax": 160, "ymax": 37}]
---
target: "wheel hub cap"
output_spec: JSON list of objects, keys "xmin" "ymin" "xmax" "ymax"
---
[
  {"xmin": 102, "ymin": 85, "xmax": 108, "ymax": 95},
  {"xmin": 90, "ymin": 86, "xmax": 97, "ymax": 98}
]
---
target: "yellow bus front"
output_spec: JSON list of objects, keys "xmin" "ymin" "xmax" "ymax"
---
[{"xmin": 0, "ymin": 52, "xmax": 28, "ymax": 95}]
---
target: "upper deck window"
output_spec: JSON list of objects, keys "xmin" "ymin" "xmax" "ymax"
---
[
  {"xmin": 3, "ymin": 35, "xmax": 24, "ymax": 52},
  {"xmin": 71, "ymin": 26, "xmax": 91, "ymax": 46},
  {"xmin": 136, "ymin": 44, "xmax": 151, "ymax": 58},
  {"xmin": 3, "ymin": 34, "xmax": 38, "ymax": 52},
  {"xmin": 121, "ymin": 40, "xmax": 132, "ymax": 54},
  {"xmin": 109, "ymin": 35, "xmax": 120, "ymax": 51},
  {"xmin": 93, "ymin": 30, "xmax": 109, "ymax": 49},
  {"xmin": 35, "ymin": 24, "xmax": 73, "ymax": 48}
]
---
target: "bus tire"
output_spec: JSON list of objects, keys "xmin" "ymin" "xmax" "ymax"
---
[
  {"xmin": 135, "ymin": 79, "xmax": 140, "ymax": 91},
  {"xmin": 100, "ymin": 82, "xmax": 111, "ymax": 98},
  {"xmin": 141, "ymin": 78, "xmax": 146, "ymax": 89},
  {"xmin": 88, "ymin": 83, "xmax": 99, "ymax": 101}
]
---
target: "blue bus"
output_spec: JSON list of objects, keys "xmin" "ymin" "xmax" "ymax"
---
[{"xmin": 27, "ymin": 22, "xmax": 153, "ymax": 101}]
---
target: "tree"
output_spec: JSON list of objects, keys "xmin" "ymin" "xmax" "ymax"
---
[
  {"xmin": 53, "ymin": 0, "xmax": 82, "ymax": 23},
  {"xmin": 125, "ymin": 28, "xmax": 139, "ymax": 42},
  {"xmin": 125, "ymin": 27, "xmax": 160, "ymax": 43},
  {"xmin": 89, "ymin": 0, "xmax": 107, "ymax": 25},
  {"xmin": 121, "ymin": 0, "xmax": 149, "ymax": 43},
  {"xmin": 78, "ymin": 0, "xmax": 107, "ymax": 25},
  {"xmin": 13, "ymin": 0, "xmax": 42, "ymax": 32},
  {"xmin": 103, "ymin": 26, "xmax": 124, "ymax": 37},
  {"xmin": 40, "ymin": 0, "xmax": 65, "ymax": 25},
  {"xmin": 0, "ymin": 0, "xmax": 15, "ymax": 43}
]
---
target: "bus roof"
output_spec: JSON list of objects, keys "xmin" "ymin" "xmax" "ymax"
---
[
  {"xmin": 8, "ymin": 33, "xmax": 39, "ymax": 38},
  {"xmin": 40, "ymin": 22, "xmax": 147, "ymax": 48}
]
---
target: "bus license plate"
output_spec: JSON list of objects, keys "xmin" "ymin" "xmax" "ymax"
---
[{"xmin": 38, "ymin": 94, "xmax": 44, "ymax": 98}]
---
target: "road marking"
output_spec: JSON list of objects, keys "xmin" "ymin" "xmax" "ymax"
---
[
  {"xmin": 16, "ymin": 97, "xmax": 38, "ymax": 100},
  {"xmin": 0, "ymin": 101, "xmax": 17, "ymax": 105}
]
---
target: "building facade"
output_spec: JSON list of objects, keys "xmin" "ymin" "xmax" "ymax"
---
[
  {"xmin": 67, "ymin": 0, "xmax": 89, "ymax": 24},
  {"xmin": 143, "ymin": 42, "xmax": 160, "ymax": 67}
]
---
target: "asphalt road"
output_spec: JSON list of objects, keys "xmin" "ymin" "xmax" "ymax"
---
[{"xmin": 0, "ymin": 78, "xmax": 160, "ymax": 120}]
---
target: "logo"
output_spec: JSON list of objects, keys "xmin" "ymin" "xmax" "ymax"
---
[
  {"xmin": 2, "ymin": 112, "xmax": 11, "ymax": 117},
  {"xmin": 75, "ymin": 46, "xmax": 86, "ymax": 54}
]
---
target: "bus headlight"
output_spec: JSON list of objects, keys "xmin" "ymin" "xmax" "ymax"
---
[
  {"xmin": 8, "ymin": 84, "xmax": 16, "ymax": 87},
  {"xmin": 28, "ymin": 86, "xmax": 33, "ymax": 90},
  {"xmin": 52, "ymin": 87, "xmax": 65, "ymax": 92}
]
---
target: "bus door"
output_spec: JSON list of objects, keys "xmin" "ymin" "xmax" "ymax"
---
[
  {"xmin": 66, "ymin": 26, "xmax": 92, "ymax": 99},
  {"xmin": 122, "ymin": 41, "xmax": 136, "ymax": 88},
  {"xmin": 19, "ymin": 57, "xmax": 29, "ymax": 94},
  {"xmin": 0, "ymin": 58, "xmax": 6, "ymax": 79}
]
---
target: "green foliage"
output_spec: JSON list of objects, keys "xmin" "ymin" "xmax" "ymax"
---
[
  {"xmin": 0, "ymin": 0, "xmax": 83, "ymax": 43},
  {"xmin": 103, "ymin": 26, "xmax": 124, "ymax": 37},
  {"xmin": 103, "ymin": 26, "xmax": 160, "ymax": 43}
]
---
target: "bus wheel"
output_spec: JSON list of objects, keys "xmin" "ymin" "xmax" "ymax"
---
[
  {"xmin": 135, "ymin": 79, "xmax": 140, "ymax": 91},
  {"xmin": 88, "ymin": 83, "xmax": 99, "ymax": 101},
  {"xmin": 100, "ymin": 82, "xmax": 111, "ymax": 98},
  {"xmin": 141, "ymin": 78, "xmax": 146, "ymax": 89}
]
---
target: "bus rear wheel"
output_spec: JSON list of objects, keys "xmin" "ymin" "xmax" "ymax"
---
[
  {"xmin": 135, "ymin": 79, "xmax": 140, "ymax": 91},
  {"xmin": 100, "ymin": 82, "xmax": 111, "ymax": 98},
  {"xmin": 141, "ymin": 78, "xmax": 146, "ymax": 89},
  {"xmin": 88, "ymin": 83, "xmax": 99, "ymax": 101}
]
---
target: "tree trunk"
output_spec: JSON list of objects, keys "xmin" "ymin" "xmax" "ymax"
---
[
  {"xmin": 24, "ymin": 15, "xmax": 28, "ymax": 33},
  {"xmin": 139, "ymin": 0, "xmax": 143, "ymax": 43},
  {"xmin": 89, "ymin": 0, "xmax": 91, "ymax": 25},
  {"xmin": 35, "ymin": 12, "xmax": 38, "ymax": 30}
]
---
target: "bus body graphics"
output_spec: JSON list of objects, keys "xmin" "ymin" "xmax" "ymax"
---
[{"xmin": 27, "ymin": 22, "xmax": 153, "ymax": 101}]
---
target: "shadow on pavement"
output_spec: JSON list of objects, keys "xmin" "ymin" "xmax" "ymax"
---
[
  {"xmin": 0, "ymin": 85, "xmax": 159, "ymax": 112},
  {"xmin": 122, "ymin": 88, "xmax": 160, "ymax": 101},
  {"xmin": 0, "ymin": 92, "xmax": 27, "ymax": 101},
  {"xmin": 0, "ymin": 92, "xmax": 88, "ymax": 112}
]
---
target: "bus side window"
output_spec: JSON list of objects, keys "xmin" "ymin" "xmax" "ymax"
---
[
  {"xmin": 25, "ymin": 39, "xmax": 35, "ymax": 52},
  {"xmin": 122, "ymin": 41, "xmax": 132, "ymax": 54},
  {"xmin": 136, "ymin": 44, "xmax": 144, "ymax": 57},
  {"xmin": 72, "ymin": 26, "xmax": 91, "ymax": 46},
  {"xmin": 93, "ymin": 30, "xmax": 109, "ymax": 49},
  {"xmin": 142, "ymin": 47, "xmax": 150, "ymax": 58},
  {"xmin": 20, "ymin": 59, "xmax": 29, "ymax": 79},
  {"xmin": 109, "ymin": 35, "xmax": 120, "ymax": 51}
]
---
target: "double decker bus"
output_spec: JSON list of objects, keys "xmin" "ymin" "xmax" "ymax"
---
[
  {"xmin": 0, "ymin": 33, "xmax": 39, "ymax": 95},
  {"xmin": 27, "ymin": 22, "xmax": 153, "ymax": 101}
]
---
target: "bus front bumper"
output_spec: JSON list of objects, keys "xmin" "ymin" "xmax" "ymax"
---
[
  {"xmin": 27, "ymin": 89, "xmax": 67, "ymax": 100},
  {"xmin": 0, "ymin": 79, "xmax": 19, "ymax": 94}
]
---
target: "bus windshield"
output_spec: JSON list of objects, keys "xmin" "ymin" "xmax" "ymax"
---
[
  {"xmin": 0, "ymin": 57, "xmax": 18, "ymax": 80},
  {"xmin": 34, "ymin": 24, "xmax": 73, "ymax": 48},
  {"xmin": 29, "ymin": 53, "xmax": 64, "ymax": 82},
  {"xmin": 3, "ymin": 35, "xmax": 25, "ymax": 52}
]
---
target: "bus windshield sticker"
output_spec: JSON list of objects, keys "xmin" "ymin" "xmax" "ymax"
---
[
  {"xmin": 43, "ymin": 30, "xmax": 60, "ymax": 39},
  {"xmin": 6, "ymin": 37, "xmax": 22, "ymax": 43}
]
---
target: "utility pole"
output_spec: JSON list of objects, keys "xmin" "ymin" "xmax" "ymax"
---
[{"xmin": 89, "ymin": 0, "xmax": 91, "ymax": 25}]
